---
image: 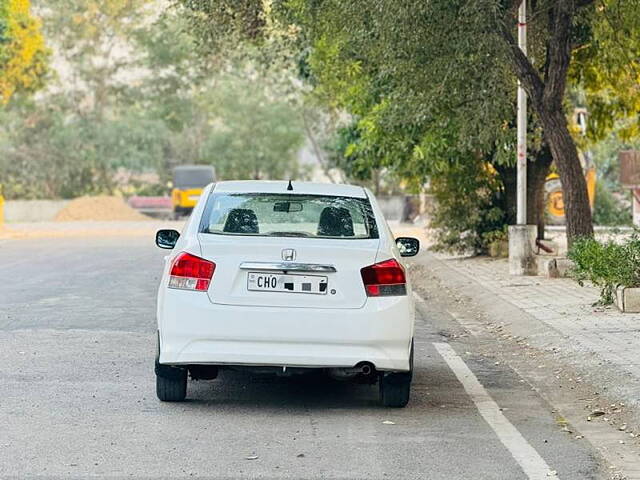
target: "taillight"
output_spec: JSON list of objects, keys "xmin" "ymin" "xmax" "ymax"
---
[
  {"xmin": 168, "ymin": 252, "xmax": 215, "ymax": 291},
  {"xmin": 361, "ymin": 258, "xmax": 407, "ymax": 297}
]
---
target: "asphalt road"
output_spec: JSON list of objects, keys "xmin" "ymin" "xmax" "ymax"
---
[{"xmin": 0, "ymin": 235, "xmax": 603, "ymax": 479}]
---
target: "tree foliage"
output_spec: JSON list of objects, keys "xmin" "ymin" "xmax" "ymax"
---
[
  {"xmin": 201, "ymin": 77, "xmax": 305, "ymax": 180},
  {"xmin": 290, "ymin": 0, "xmax": 640, "ymax": 242},
  {"xmin": 161, "ymin": 0, "xmax": 640, "ymax": 248},
  {"xmin": 0, "ymin": 0, "xmax": 48, "ymax": 103},
  {"xmin": 0, "ymin": 1, "xmax": 306, "ymax": 199},
  {"xmin": 570, "ymin": 0, "xmax": 640, "ymax": 143}
]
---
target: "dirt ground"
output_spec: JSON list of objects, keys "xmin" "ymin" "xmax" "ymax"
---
[{"xmin": 54, "ymin": 196, "xmax": 151, "ymax": 222}]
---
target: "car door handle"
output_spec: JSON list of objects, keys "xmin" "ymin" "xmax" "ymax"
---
[{"xmin": 239, "ymin": 262, "xmax": 337, "ymax": 273}]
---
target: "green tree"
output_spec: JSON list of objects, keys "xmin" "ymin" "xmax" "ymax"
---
[
  {"xmin": 200, "ymin": 79, "xmax": 305, "ymax": 180},
  {"xmin": 38, "ymin": 0, "xmax": 153, "ymax": 116},
  {"xmin": 0, "ymin": 1, "xmax": 307, "ymax": 198},
  {"xmin": 570, "ymin": 0, "xmax": 640, "ymax": 143},
  {"xmin": 0, "ymin": 101, "xmax": 171, "ymax": 198},
  {"xmin": 137, "ymin": 6, "xmax": 306, "ymax": 180},
  {"xmin": 290, "ymin": 0, "xmax": 602, "ymax": 243},
  {"xmin": 184, "ymin": 0, "xmax": 640, "ymax": 244}
]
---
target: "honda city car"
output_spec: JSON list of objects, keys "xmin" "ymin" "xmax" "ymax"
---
[{"xmin": 155, "ymin": 181, "xmax": 420, "ymax": 407}]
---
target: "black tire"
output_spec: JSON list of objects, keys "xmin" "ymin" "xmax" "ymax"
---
[
  {"xmin": 379, "ymin": 339, "xmax": 413, "ymax": 408},
  {"xmin": 156, "ymin": 367, "xmax": 187, "ymax": 402},
  {"xmin": 379, "ymin": 372, "xmax": 411, "ymax": 407},
  {"xmin": 155, "ymin": 332, "xmax": 187, "ymax": 402}
]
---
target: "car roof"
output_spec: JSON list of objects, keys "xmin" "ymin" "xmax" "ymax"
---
[{"xmin": 212, "ymin": 181, "xmax": 368, "ymax": 199}]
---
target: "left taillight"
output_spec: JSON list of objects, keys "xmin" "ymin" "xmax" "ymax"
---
[{"xmin": 168, "ymin": 252, "xmax": 215, "ymax": 291}]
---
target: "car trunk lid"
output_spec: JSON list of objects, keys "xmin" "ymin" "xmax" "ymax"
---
[{"xmin": 198, "ymin": 234, "xmax": 378, "ymax": 309}]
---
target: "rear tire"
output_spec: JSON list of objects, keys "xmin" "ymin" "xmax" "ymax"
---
[
  {"xmin": 380, "ymin": 372, "xmax": 411, "ymax": 407},
  {"xmin": 379, "ymin": 339, "xmax": 413, "ymax": 408},
  {"xmin": 156, "ymin": 368, "xmax": 187, "ymax": 402},
  {"xmin": 155, "ymin": 334, "xmax": 187, "ymax": 402}
]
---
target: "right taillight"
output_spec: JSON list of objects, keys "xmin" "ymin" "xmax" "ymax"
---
[
  {"xmin": 360, "ymin": 258, "xmax": 407, "ymax": 297},
  {"xmin": 168, "ymin": 252, "xmax": 215, "ymax": 291}
]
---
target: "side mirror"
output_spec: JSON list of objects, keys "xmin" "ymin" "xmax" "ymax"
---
[
  {"xmin": 156, "ymin": 229, "xmax": 180, "ymax": 249},
  {"xmin": 396, "ymin": 237, "xmax": 420, "ymax": 257}
]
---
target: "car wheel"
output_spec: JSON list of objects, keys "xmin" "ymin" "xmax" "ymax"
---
[
  {"xmin": 379, "ymin": 339, "xmax": 413, "ymax": 408},
  {"xmin": 156, "ymin": 367, "xmax": 187, "ymax": 402},
  {"xmin": 155, "ymin": 333, "xmax": 187, "ymax": 402},
  {"xmin": 379, "ymin": 372, "xmax": 411, "ymax": 407}
]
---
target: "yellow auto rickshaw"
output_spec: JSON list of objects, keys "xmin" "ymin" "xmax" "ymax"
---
[{"xmin": 171, "ymin": 165, "xmax": 216, "ymax": 218}]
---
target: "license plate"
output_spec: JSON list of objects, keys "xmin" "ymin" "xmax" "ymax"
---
[
  {"xmin": 188, "ymin": 195, "xmax": 200, "ymax": 201},
  {"xmin": 247, "ymin": 272, "xmax": 328, "ymax": 295}
]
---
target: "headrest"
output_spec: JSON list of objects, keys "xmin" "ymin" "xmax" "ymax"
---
[
  {"xmin": 317, "ymin": 206, "xmax": 354, "ymax": 237},
  {"xmin": 223, "ymin": 209, "xmax": 259, "ymax": 234}
]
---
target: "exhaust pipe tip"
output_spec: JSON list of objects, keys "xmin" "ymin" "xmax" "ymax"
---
[
  {"xmin": 354, "ymin": 361, "xmax": 375, "ymax": 376},
  {"xmin": 328, "ymin": 362, "xmax": 376, "ymax": 380}
]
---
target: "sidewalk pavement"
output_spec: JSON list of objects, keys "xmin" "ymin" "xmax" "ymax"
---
[{"xmin": 424, "ymin": 253, "xmax": 640, "ymax": 416}]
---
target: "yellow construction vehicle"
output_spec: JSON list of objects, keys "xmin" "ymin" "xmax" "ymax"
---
[
  {"xmin": 545, "ymin": 108, "xmax": 597, "ymax": 224},
  {"xmin": 545, "ymin": 153, "xmax": 597, "ymax": 225},
  {"xmin": 171, "ymin": 165, "xmax": 216, "ymax": 218}
]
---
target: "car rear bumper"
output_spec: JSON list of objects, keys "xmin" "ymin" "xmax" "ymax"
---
[{"xmin": 157, "ymin": 290, "xmax": 414, "ymax": 371}]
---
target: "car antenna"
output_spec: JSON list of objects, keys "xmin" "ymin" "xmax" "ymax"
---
[{"xmin": 287, "ymin": 179, "xmax": 293, "ymax": 191}]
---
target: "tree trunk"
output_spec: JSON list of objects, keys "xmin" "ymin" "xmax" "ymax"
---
[
  {"xmin": 499, "ymin": 0, "xmax": 595, "ymax": 245},
  {"xmin": 496, "ymin": 163, "xmax": 517, "ymax": 225},
  {"xmin": 527, "ymin": 145, "xmax": 553, "ymax": 240},
  {"xmin": 538, "ymin": 108, "xmax": 593, "ymax": 241}
]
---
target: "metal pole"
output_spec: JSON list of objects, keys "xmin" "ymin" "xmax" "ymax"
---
[{"xmin": 516, "ymin": 1, "xmax": 527, "ymax": 225}]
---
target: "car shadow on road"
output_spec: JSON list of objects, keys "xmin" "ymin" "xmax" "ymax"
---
[
  {"xmin": 164, "ymin": 363, "xmax": 464, "ymax": 412},
  {"xmin": 182, "ymin": 369, "xmax": 382, "ymax": 410}
]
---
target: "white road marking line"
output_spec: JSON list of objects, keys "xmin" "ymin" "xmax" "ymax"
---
[{"xmin": 433, "ymin": 342, "xmax": 559, "ymax": 480}]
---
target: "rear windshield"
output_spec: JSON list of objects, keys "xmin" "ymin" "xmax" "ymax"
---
[
  {"xmin": 173, "ymin": 167, "xmax": 215, "ymax": 189},
  {"xmin": 199, "ymin": 193, "xmax": 379, "ymax": 239}
]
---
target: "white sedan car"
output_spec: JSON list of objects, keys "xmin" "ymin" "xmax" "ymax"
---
[{"xmin": 155, "ymin": 181, "xmax": 420, "ymax": 407}]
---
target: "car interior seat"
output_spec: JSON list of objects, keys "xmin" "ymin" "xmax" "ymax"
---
[
  {"xmin": 317, "ymin": 206, "xmax": 354, "ymax": 237},
  {"xmin": 223, "ymin": 208, "xmax": 260, "ymax": 234}
]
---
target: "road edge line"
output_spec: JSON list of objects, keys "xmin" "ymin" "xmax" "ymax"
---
[{"xmin": 433, "ymin": 341, "xmax": 558, "ymax": 480}]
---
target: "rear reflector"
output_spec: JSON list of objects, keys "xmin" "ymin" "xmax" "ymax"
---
[
  {"xmin": 360, "ymin": 258, "xmax": 407, "ymax": 297},
  {"xmin": 169, "ymin": 252, "xmax": 215, "ymax": 291}
]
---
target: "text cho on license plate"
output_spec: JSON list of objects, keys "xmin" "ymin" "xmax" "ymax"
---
[{"xmin": 247, "ymin": 272, "xmax": 328, "ymax": 295}]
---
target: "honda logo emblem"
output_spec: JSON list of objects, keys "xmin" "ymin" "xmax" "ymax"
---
[{"xmin": 282, "ymin": 248, "xmax": 296, "ymax": 261}]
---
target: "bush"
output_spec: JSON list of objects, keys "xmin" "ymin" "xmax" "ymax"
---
[
  {"xmin": 429, "ymin": 156, "xmax": 506, "ymax": 255},
  {"xmin": 568, "ymin": 234, "xmax": 640, "ymax": 304},
  {"xmin": 592, "ymin": 182, "xmax": 632, "ymax": 226}
]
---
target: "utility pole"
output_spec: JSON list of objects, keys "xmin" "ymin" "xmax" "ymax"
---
[
  {"xmin": 508, "ymin": 0, "xmax": 538, "ymax": 276},
  {"xmin": 516, "ymin": 0, "xmax": 527, "ymax": 226}
]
